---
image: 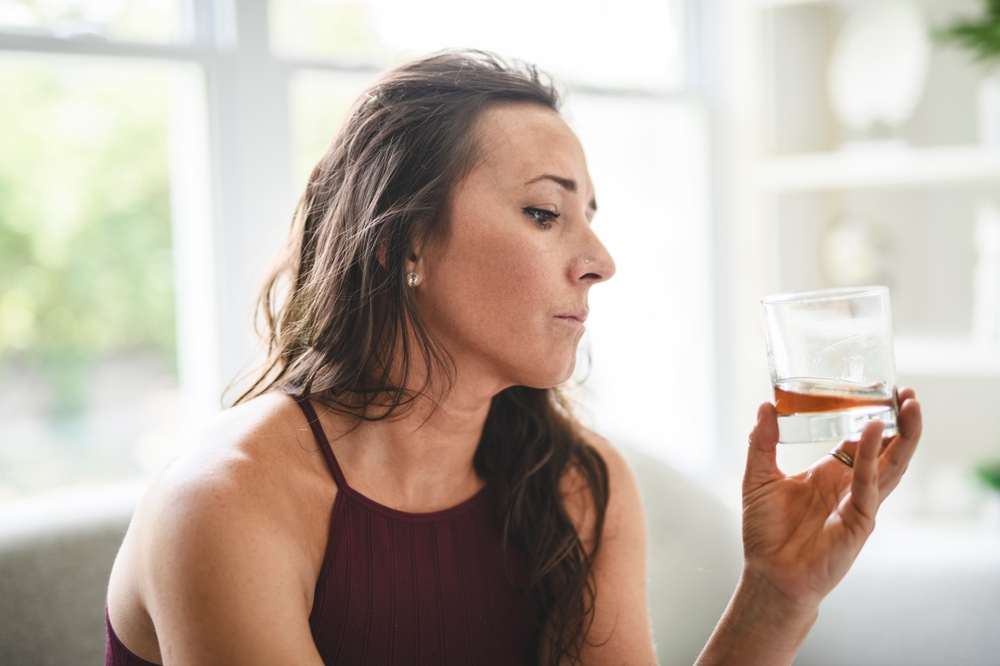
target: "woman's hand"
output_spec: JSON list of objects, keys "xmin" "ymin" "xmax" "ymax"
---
[
  {"xmin": 741, "ymin": 387, "xmax": 922, "ymax": 610},
  {"xmin": 696, "ymin": 388, "xmax": 921, "ymax": 666}
]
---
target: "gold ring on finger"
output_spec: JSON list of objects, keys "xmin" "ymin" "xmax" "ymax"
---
[{"xmin": 829, "ymin": 447, "xmax": 855, "ymax": 468}]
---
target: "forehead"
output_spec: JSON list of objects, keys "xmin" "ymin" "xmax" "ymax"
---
[{"xmin": 471, "ymin": 103, "xmax": 591, "ymax": 188}]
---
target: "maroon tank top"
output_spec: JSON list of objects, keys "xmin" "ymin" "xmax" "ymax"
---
[{"xmin": 106, "ymin": 394, "xmax": 541, "ymax": 665}]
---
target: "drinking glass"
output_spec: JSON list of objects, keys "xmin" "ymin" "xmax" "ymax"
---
[{"xmin": 760, "ymin": 286, "xmax": 898, "ymax": 444}]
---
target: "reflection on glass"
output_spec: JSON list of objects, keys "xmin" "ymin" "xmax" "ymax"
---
[
  {"xmin": 289, "ymin": 69, "xmax": 376, "ymax": 188},
  {"xmin": 0, "ymin": 58, "xmax": 180, "ymax": 502},
  {"xmin": 271, "ymin": 0, "xmax": 685, "ymax": 91},
  {"xmin": 0, "ymin": 0, "xmax": 184, "ymax": 44}
]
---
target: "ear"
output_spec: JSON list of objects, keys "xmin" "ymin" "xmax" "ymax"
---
[
  {"xmin": 376, "ymin": 238, "xmax": 388, "ymax": 269},
  {"xmin": 405, "ymin": 250, "xmax": 423, "ymax": 279},
  {"xmin": 404, "ymin": 232, "xmax": 428, "ymax": 278},
  {"xmin": 375, "ymin": 233, "xmax": 417, "ymax": 271}
]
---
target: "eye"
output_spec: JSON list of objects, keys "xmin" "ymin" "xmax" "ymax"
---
[{"xmin": 523, "ymin": 207, "xmax": 560, "ymax": 229}]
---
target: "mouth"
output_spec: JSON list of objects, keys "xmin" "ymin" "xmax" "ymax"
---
[{"xmin": 556, "ymin": 308, "xmax": 588, "ymax": 324}]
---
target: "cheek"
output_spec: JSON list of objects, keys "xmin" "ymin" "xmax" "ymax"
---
[
  {"xmin": 447, "ymin": 229, "xmax": 551, "ymax": 332},
  {"xmin": 422, "ymin": 223, "xmax": 576, "ymax": 375}
]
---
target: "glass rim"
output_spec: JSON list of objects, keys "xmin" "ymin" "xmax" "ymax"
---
[{"xmin": 760, "ymin": 285, "xmax": 888, "ymax": 306}]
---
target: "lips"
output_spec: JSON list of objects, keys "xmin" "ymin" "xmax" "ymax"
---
[{"xmin": 556, "ymin": 308, "xmax": 588, "ymax": 323}]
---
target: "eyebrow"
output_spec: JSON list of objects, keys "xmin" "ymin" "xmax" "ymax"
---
[{"xmin": 525, "ymin": 174, "xmax": 598, "ymax": 212}]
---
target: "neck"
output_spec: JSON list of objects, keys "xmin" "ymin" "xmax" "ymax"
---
[{"xmin": 319, "ymin": 369, "xmax": 507, "ymax": 512}]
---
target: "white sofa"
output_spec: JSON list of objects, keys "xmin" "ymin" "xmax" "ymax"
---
[
  {"xmin": 795, "ymin": 518, "xmax": 1000, "ymax": 666},
  {"xmin": 0, "ymin": 481, "xmax": 143, "ymax": 666}
]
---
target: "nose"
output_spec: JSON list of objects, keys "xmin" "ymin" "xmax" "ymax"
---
[{"xmin": 572, "ymin": 226, "xmax": 616, "ymax": 284}]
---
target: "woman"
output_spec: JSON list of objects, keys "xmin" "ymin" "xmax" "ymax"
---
[{"xmin": 105, "ymin": 50, "xmax": 922, "ymax": 666}]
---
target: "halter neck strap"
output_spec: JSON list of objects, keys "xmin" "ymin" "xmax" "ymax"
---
[{"xmin": 292, "ymin": 394, "xmax": 350, "ymax": 491}]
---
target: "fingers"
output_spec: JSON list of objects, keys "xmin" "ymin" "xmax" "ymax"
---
[
  {"xmin": 744, "ymin": 403, "xmax": 783, "ymax": 490},
  {"xmin": 844, "ymin": 420, "xmax": 882, "ymax": 530},
  {"xmin": 878, "ymin": 396, "xmax": 922, "ymax": 500}
]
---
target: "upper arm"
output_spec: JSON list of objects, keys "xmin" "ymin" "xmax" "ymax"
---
[
  {"xmin": 141, "ymin": 471, "xmax": 326, "ymax": 666},
  {"xmin": 562, "ymin": 432, "xmax": 656, "ymax": 666}
]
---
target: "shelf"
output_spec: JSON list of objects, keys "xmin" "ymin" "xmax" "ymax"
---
[
  {"xmin": 760, "ymin": 144, "xmax": 1000, "ymax": 192},
  {"xmin": 895, "ymin": 336, "xmax": 1000, "ymax": 377},
  {"xmin": 752, "ymin": 0, "xmax": 826, "ymax": 7}
]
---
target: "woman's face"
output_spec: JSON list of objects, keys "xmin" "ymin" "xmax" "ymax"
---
[{"xmin": 414, "ymin": 102, "xmax": 615, "ymax": 392}]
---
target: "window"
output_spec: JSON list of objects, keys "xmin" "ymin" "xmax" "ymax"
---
[
  {"xmin": 566, "ymin": 94, "xmax": 714, "ymax": 474},
  {"xmin": 270, "ymin": 0, "xmax": 685, "ymax": 91},
  {"xmin": 0, "ymin": 0, "xmax": 185, "ymax": 43},
  {"xmin": 0, "ymin": 0, "xmax": 716, "ymax": 502},
  {"xmin": 0, "ymin": 57, "xmax": 188, "ymax": 501},
  {"xmin": 289, "ymin": 69, "xmax": 374, "ymax": 188}
]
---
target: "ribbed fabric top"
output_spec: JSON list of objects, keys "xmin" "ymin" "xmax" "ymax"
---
[{"xmin": 106, "ymin": 395, "xmax": 541, "ymax": 665}]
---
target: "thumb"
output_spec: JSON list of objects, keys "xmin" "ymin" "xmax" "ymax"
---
[{"xmin": 744, "ymin": 402, "xmax": 783, "ymax": 490}]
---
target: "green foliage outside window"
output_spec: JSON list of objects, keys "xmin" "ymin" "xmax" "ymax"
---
[{"xmin": 0, "ymin": 62, "xmax": 176, "ymax": 413}]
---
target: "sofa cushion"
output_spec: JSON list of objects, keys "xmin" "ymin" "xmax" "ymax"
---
[{"xmin": 0, "ymin": 482, "xmax": 142, "ymax": 666}]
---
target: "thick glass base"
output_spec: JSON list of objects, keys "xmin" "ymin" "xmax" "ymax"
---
[{"xmin": 777, "ymin": 405, "xmax": 898, "ymax": 444}]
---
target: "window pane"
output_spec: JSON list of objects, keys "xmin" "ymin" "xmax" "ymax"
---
[
  {"xmin": 0, "ymin": 57, "xmax": 180, "ymax": 501},
  {"xmin": 270, "ymin": 0, "xmax": 389, "ymax": 64},
  {"xmin": 271, "ymin": 0, "xmax": 685, "ymax": 92},
  {"xmin": 565, "ymin": 94, "xmax": 715, "ymax": 473},
  {"xmin": 0, "ymin": 0, "xmax": 185, "ymax": 43},
  {"xmin": 289, "ymin": 69, "xmax": 376, "ymax": 188}
]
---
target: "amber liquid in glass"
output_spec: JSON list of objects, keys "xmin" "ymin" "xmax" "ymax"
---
[
  {"xmin": 772, "ymin": 378, "xmax": 898, "ymax": 443},
  {"xmin": 774, "ymin": 378, "xmax": 896, "ymax": 416}
]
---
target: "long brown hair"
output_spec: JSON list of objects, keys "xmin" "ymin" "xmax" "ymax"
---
[{"xmin": 235, "ymin": 50, "xmax": 609, "ymax": 665}]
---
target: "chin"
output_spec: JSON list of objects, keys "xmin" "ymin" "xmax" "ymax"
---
[{"xmin": 513, "ymin": 354, "xmax": 577, "ymax": 390}]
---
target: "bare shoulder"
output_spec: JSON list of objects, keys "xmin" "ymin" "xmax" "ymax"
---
[
  {"xmin": 107, "ymin": 392, "xmax": 334, "ymax": 664},
  {"xmin": 577, "ymin": 427, "xmax": 634, "ymax": 489},
  {"xmin": 556, "ymin": 427, "xmax": 656, "ymax": 664},
  {"xmin": 560, "ymin": 427, "xmax": 644, "ymax": 549},
  {"xmin": 127, "ymin": 391, "xmax": 334, "ymax": 563}
]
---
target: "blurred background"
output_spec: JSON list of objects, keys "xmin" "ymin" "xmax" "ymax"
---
[{"xmin": 1, "ymin": 0, "xmax": 1000, "ymax": 664}]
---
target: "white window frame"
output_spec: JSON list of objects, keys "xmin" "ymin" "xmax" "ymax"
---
[
  {"xmin": 0, "ymin": 0, "xmax": 728, "ymax": 469},
  {"xmin": 0, "ymin": 0, "xmax": 349, "ymax": 422}
]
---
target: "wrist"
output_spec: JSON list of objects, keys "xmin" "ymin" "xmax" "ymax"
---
[
  {"xmin": 696, "ymin": 567, "xmax": 819, "ymax": 666},
  {"xmin": 735, "ymin": 565, "xmax": 821, "ymax": 624}
]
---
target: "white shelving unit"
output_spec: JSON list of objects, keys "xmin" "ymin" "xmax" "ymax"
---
[
  {"xmin": 753, "ymin": 0, "xmax": 828, "ymax": 7},
  {"xmin": 716, "ymin": 0, "xmax": 1000, "ymax": 493},
  {"xmin": 761, "ymin": 144, "xmax": 1000, "ymax": 192},
  {"xmin": 744, "ymin": 0, "xmax": 1000, "ymax": 381},
  {"xmin": 713, "ymin": 1, "xmax": 1000, "ymax": 532},
  {"xmin": 762, "ymin": 141, "xmax": 1000, "ymax": 380},
  {"xmin": 758, "ymin": 139, "xmax": 1000, "ymax": 378}
]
